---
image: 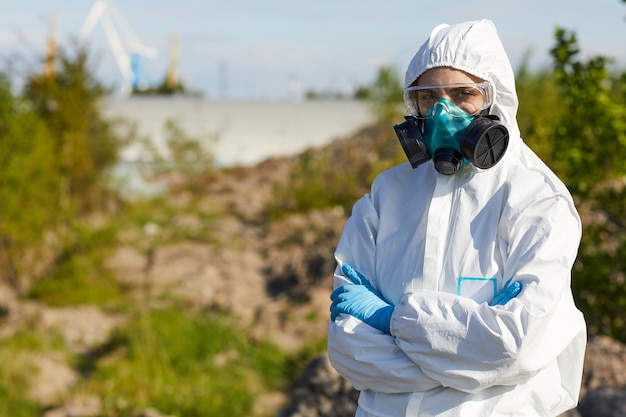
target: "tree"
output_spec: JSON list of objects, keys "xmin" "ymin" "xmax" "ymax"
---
[
  {"xmin": 548, "ymin": 28, "xmax": 626, "ymax": 341},
  {"xmin": 549, "ymin": 28, "xmax": 626, "ymax": 194},
  {"xmin": 515, "ymin": 57, "xmax": 560, "ymax": 160},
  {"xmin": 25, "ymin": 47, "xmax": 123, "ymax": 212},
  {"xmin": 0, "ymin": 46, "xmax": 129, "ymax": 292},
  {"xmin": 0, "ymin": 75, "xmax": 60, "ymax": 290}
]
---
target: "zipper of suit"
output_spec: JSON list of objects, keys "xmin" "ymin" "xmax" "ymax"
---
[
  {"xmin": 422, "ymin": 172, "xmax": 457, "ymax": 291},
  {"xmin": 440, "ymin": 173, "xmax": 463, "ymax": 291}
]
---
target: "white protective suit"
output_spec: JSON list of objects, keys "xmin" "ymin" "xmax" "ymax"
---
[{"xmin": 327, "ymin": 19, "xmax": 587, "ymax": 417}]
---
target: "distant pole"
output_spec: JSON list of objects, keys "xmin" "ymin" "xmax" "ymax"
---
[
  {"xmin": 45, "ymin": 11, "xmax": 58, "ymax": 78},
  {"xmin": 166, "ymin": 32, "xmax": 180, "ymax": 90}
]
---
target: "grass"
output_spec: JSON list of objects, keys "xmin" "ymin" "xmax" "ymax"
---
[
  {"xmin": 5, "ymin": 149, "xmax": 334, "ymax": 417},
  {"xmin": 27, "ymin": 254, "xmax": 122, "ymax": 308},
  {"xmin": 0, "ymin": 324, "xmax": 68, "ymax": 417},
  {"xmin": 25, "ymin": 220, "xmax": 121, "ymax": 308},
  {"xmin": 0, "ymin": 302, "xmax": 315, "ymax": 417},
  {"xmin": 0, "ymin": 385, "xmax": 40, "ymax": 417},
  {"xmin": 0, "ymin": 351, "xmax": 40, "ymax": 417},
  {"xmin": 267, "ymin": 124, "xmax": 406, "ymax": 218},
  {"xmin": 76, "ymin": 307, "xmax": 290, "ymax": 417}
]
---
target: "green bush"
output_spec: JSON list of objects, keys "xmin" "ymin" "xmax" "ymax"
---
[
  {"xmin": 25, "ymin": 48, "xmax": 122, "ymax": 212},
  {"xmin": 1, "ymin": 46, "xmax": 129, "ymax": 292},
  {"xmin": 0, "ymin": 75, "xmax": 61, "ymax": 289},
  {"xmin": 544, "ymin": 29, "xmax": 626, "ymax": 341}
]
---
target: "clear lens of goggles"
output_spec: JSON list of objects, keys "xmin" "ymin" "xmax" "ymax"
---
[{"xmin": 403, "ymin": 82, "xmax": 493, "ymax": 119}]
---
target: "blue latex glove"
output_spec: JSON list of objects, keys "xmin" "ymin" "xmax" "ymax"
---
[
  {"xmin": 330, "ymin": 264, "xmax": 394, "ymax": 334},
  {"xmin": 490, "ymin": 278, "xmax": 522, "ymax": 306},
  {"xmin": 341, "ymin": 263, "xmax": 381, "ymax": 294}
]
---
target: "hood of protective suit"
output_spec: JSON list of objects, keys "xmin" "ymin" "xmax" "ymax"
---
[{"xmin": 405, "ymin": 19, "xmax": 521, "ymax": 142}]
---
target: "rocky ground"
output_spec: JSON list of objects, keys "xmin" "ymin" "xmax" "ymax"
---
[
  {"xmin": 0, "ymin": 145, "xmax": 348, "ymax": 416},
  {"xmin": 278, "ymin": 335, "xmax": 626, "ymax": 417}
]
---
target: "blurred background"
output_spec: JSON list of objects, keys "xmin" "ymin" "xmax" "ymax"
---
[
  {"xmin": 1, "ymin": 1, "xmax": 626, "ymax": 416},
  {"xmin": 3, "ymin": 0, "xmax": 625, "ymax": 100}
]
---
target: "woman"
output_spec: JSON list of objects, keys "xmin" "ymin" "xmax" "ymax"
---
[{"xmin": 328, "ymin": 19, "xmax": 586, "ymax": 417}]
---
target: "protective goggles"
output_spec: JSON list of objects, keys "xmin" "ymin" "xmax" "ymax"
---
[{"xmin": 403, "ymin": 82, "xmax": 494, "ymax": 118}]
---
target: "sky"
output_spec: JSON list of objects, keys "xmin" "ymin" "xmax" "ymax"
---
[{"xmin": 1, "ymin": 0, "xmax": 625, "ymax": 100}]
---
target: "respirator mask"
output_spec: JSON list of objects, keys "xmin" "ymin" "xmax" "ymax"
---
[{"xmin": 394, "ymin": 81, "xmax": 509, "ymax": 175}]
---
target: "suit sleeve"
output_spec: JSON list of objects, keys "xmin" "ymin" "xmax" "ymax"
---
[
  {"xmin": 328, "ymin": 194, "xmax": 441, "ymax": 393},
  {"xmin": 390, "ymin": 194, "xmax": 587, "ymax": 395}
]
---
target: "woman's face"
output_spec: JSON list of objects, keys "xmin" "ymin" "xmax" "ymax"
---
[{"xmin": 407, "ymin": 67, "xmax": 490, "ymax": 117}]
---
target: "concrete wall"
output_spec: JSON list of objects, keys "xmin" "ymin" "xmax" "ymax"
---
[{"xmin": 102, "ymin": 97, "xmax": 373, "ymax": 167}]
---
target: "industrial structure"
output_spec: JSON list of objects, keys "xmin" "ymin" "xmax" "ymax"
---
[{"xmin": 79, "ymin": 0, "xmax": 159, "ymax": 95}]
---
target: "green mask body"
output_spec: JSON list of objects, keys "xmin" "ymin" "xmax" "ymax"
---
[{"xmin": 422, "ymin": 98, "xmax": 474, "ymax": 174}]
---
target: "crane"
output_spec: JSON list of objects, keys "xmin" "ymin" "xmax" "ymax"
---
[{"xmin": 79, "ymin": 0, "xmax": 158, "ymax": 95}]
